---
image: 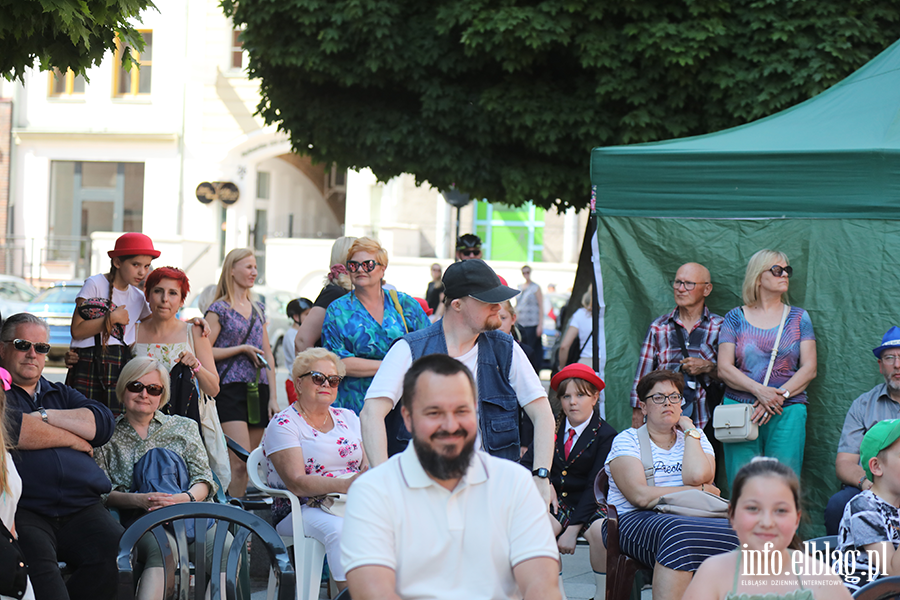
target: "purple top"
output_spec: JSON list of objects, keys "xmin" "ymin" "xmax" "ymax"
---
[{"xmin": 207, "ymin": 300, "xmax": 269, "ymax": 386}]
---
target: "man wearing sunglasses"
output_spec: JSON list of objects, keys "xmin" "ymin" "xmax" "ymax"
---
[
  {"xmin": 455, "ymin": 233, "xmax": 483, "ymax": 262},
  {"xmin": 630, "ymin": 262, "xmax": 724, "ymax": 432},
  {"xmin": 0, "ymin": 313, "xmax": 120, "ymax": 600},
  {"xmin": 361, "ymin": 259, "xmax": 556, "ymax": 506}
]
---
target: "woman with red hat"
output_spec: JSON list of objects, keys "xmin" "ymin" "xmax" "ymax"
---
[
  {"xmin": 68, "ymin": 232, "xmax": 160, "ymax": 412},
  {"xmin": 522, "ymin": 362, "xmax": 617, "ymax": 600}
]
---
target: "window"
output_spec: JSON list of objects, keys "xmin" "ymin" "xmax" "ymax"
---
[
  {"xmin": 49, "ymin": 68, "xmax": 86, "ymax": 97},
  {"xmin": 256, "ymin": 171, "xmax": 270, "ymax": 199},
  {"xmin": 231, "ymin": 29, "xmax": 244, "ymax": 70},
  {"xmin": 114, "ymin": 31, "xmax": 152, "ymax": 96},
  {"xmin": 473, "ymin": 200, "xmax": 545, "ymax": 262}
]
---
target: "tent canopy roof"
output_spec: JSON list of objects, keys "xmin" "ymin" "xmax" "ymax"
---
[{"xmin": 590, "ymin": 38, "xmax": 900, "ymax": 218}]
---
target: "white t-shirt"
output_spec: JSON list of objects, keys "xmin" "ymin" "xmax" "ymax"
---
[
  {"xmin": 72, "ymin": 274, "xmax": 151, "ymax": 347},
  {"xmin": 0, "ymin": 453, "xmax": 34, "ymax": 600},
  {"xmin": 341, "ymin": 446, "xmax": 559, "ymax": 599},
  {"xmin": 604, "ymin": 427, "xmax": 714, "ymax": 515},
  {"xmin": 365, "ymin": 338, "xmax": 546, "ymax": 409},
  {"xmin": 283, "ymin": 327, "xmax": 298, "ymax": 368},
  {"xmin": 568, "ymin": 308, "xmax": 596, "ymax": 359}
]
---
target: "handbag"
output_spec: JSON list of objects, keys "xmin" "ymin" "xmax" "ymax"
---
[
  {"xmin": 712, "ymin": 304, "xmax": 789, "ymax": 443},
  {"xmin": 636, "ymin": 425, "xmax": 728, "ymax": 518},
  {"xmin": 305, "ymin": 473, "xmax": 354, "ymax": 518},
  {"xmin": 0, "ymin": 519, "xmax": 28, "ymax": 598}
]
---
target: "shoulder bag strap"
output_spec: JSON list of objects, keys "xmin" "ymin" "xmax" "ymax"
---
[
  {"xmin": 218, "ymin": 308, "xmax": 257, "ymax": 382},
  {"xmin": 578, "ymin": 331, "xmax": 592, "ymax": 354},
  {"xmin": 762, "ymin": 305, "xmax": 790, "ymax": 387},
  {"xmin": 674, "ymin": 324, "xmax": 690, "ymax": 360},
  {"xmin": 636, "ymin": 425, "xmax": 656, "ymax": 486},
  {"xmin": 388, "ymin": 289, "xmax": 409, "ymax": 334}
]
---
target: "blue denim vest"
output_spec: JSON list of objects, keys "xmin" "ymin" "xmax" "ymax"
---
[{"xmin": 384, "ymin": 319, "xmax": 520, "ymax": 461}]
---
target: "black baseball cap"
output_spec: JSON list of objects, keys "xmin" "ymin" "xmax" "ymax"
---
[{"xmin": 442, "ymin": 259, "xmax": 520, "ymax": 303}]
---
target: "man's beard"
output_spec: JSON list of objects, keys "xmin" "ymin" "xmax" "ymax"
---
[
  {"xmin": 412, "ymin": 428, "xmax": 477, "ymax": 481},
  {"xmin": 483, "ymin": 314, "xmax": 501, "ymax": 332}
]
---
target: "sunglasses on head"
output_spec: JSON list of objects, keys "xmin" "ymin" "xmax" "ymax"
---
[
  {"xmin": 6, "ymin": 339, "xmax": 51, "ymax": 354},
  {"xmin": 768, "ymin": 265, "xmax": 793, "ymax": 278},
  {"xmin": 299, "ymin": 371, "xmax": 343, "ymax": 388},
  {"xmin": 346, "ymin": 260, "xmax": 381, "ymax": 273},
  {"xmin": 125, "ymin": 381, "xmax": 165, "ymax": 396}
]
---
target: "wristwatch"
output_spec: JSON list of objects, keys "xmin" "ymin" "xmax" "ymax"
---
[
  {"xmin": 684, "ymin": 428, "xmax": 702, "ymax": 440},
  {"xmin": 532, "ymin": 468, "xmax": 550, "ymax": 479},
  {"xmin": 38, "ymin": 407, "xmax": 48, "ymax": 424},
  {"xmin": 780, "ymin": 388, "xmax": 791, "ymax": 399}
]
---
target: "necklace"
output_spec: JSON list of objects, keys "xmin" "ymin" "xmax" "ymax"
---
[{"xmin": 295, "ymin": 403, "xmax": 329, "ymax": 431}]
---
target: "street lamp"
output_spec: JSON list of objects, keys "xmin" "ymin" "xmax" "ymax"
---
[{"xmin": 441, "ymin": 185, "xmax": 472, "ymax": 251}]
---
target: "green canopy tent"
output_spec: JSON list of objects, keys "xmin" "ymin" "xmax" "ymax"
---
[{"xmin": 589, "ymin": 37, "xmax": 900, "ymax": 536}]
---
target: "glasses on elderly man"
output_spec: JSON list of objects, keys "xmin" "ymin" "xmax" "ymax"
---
[
  {"xmin": 768, "ymin": 265, "xmax": 793, "ymax": 278},
  {"xmin": 644, "ymin": 392, "xmax": 684, "ymax": 405},
  {"xmin": 125, "ymin": 381, "xmax": 165, "ymax": 396},
  {"xmin": 299, "ymin": 371, "xmax": 343, "ymax": 388},
  {"xmin": 670, "ymin": 280, "xmax": 707, "ymax": 291},
  {"xmin": 5, "ymin": 339, "xmax": 51, "ymax": 354},
  {"xmin": 346, "ymin": 260, "xmax": 382, "ymax": 273},
  {"xmin": 881, "ymin": 354, "xmax": 900, "ymax": 364}
]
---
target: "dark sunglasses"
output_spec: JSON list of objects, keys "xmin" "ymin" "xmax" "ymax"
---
[
  {"xmin": 459, "ymin": 249, "xmax": 481, "ymax": 257},
  {"xmin": 125, "ymin": 381, "xmax": 165, "ymax": 396},
  {"xmin": 346, "ymin": 260, "xmax": 382, "ymax": 273},
  {"xmin": 768, "ymin": 265, "xmax": 793, "ymax": 278},
  {"xmin": 6, "ymin": 339, "xmax": 51, "ymax": 354},
  {"xmin": 299, "ymin": 371, "xmax": 343, "ymax": 388}
]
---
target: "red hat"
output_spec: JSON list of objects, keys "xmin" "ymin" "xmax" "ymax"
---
[
  {"xmin": 550, "ymin": 363, "xmax": 605, "ymax": 393},
  {"xmin": 108, "ymin": 232, "xmax": 160, "ymax": 259},
  {"xmin": 415, "ymin": 297, "xmax": 433, "ymax": 317}
]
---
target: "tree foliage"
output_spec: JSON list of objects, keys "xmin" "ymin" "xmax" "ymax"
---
[
  {"xmin": 0, "ymin": 0, "xmax": 155, "ymax": 82},
  {"xmin": 223, "ymin": 0, "xmax": 900, "ymax": 210}
]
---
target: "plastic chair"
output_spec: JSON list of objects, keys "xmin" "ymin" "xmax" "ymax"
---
[
  {"xmin": 225, "ymin": 435, "xmax": 272, "ymax": 510},
  {"xmin": 853, "ymin": 575, "xmax": 900, "ymax": 600},
  {"xmin": 116, "ymin": 502, "xmax": 294, "ymax": 600},
  {"xmin": 247, "ymin": 446, "xmax": 327, "ymax": 600},
  {"xmin": 595, "ymin": 470, "xmax": 653, "ymax": 600}
]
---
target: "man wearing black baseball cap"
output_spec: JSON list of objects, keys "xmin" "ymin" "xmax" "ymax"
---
[{"xmin": 361, "ymin": 259, "xmax": 555, "ymax": 505}]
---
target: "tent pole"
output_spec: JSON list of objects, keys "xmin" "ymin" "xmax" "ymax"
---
[{"xmin": 590, "ymin": 187, "xmax": 600, "ymax": 376}]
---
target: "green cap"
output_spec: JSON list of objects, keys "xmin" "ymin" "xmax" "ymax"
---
[{"xmin": 860, "ymin": 419, "xmax": 900, "ymax": 481}]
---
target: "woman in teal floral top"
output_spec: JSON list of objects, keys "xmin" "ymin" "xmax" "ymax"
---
[{"xmin": 321, "ymin": 237, "xmax": 429, "ymax": 413}]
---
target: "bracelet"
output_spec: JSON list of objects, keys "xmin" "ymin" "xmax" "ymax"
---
[
  {"xmin": 186, "ymin": 491, "xmax": 196, "ymax": 502},
  {"xmin": 859, "ymin": 475, "xmax": 868, "ymax": 489},
  {"xmin": 192, "ymin": 360, "xmax": 201, "ymax": 374}
]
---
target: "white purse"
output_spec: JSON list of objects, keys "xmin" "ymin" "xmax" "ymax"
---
[{"xmin": 713, "ymin": 305, "xmax": 788, "ymax": 443}]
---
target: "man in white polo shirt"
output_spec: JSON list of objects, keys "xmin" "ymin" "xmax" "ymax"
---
[{"xmin": 342, "ymin": 354, "xmax": 560, "ymax": 600}]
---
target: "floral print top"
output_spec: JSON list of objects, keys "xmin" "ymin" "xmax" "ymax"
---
[
  {"xmin": 94, "ymin": 411, "xmax": 217, "ymax": 503},
  {"xmin": 321, "ymin": 288, "xmax": 429, "ymax": 413},
  {"xmin": 262, "ymin": 404, "xmax": 363, "ymax": 526},
  {"xmin": 206, "ymin": 300, "xmax": 268, "ymax": 386}
]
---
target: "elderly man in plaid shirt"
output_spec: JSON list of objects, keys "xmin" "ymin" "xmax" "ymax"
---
[{"xmin": 630, "ymin": 263, "xmax": 724, "ymax": 430}]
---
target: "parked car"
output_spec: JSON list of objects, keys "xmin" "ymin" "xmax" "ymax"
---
[
  {"xmin": 0, "ymin": 275, "xmax": 40, "ymax": 324},
  {"xmin": 541, "ymin": 292, "xmax": 571, "ymax": 369},
  {"xmin": 25, "ymin": 281, "xmax": 82, "ymax": 358},
  {"xmin": 179, "ymin": 285, "xmax": 295, "ymax": 368}
]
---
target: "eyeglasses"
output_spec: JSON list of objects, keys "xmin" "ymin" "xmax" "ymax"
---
[
  {"xmin": 459, "ymin": 249, "xmax": 481, "ymax": 258},
  {"xmin": 5, "ymin": 339, "xmax": 51, "ymax": 354},
  {"xmin": 768, "ymin": 265, "xmax": 793, "ymax": 278},
  {"xmin": 346, "ymin": 260, "xmax": 382, "ymax": 273},
  {"xmin": 882, "ymin": 354, "xmax": 900, "ymax": 364},
  {"xmin": 671, "ymin": 280, "xmax": 707, "ymax": 291},
  {"xmin": 125, "ymin": 381, "xmax": 165, "ymax": 396},
  {"xmin": 299, "ymin": 371, "xmax": 343, "ymax": 388},
  {"xmin": 644, "ymin": 392, "xmax": 684, "ymax": 405}
]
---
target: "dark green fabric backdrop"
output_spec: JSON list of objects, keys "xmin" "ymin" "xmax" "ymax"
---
[{"xmin": 599, "ymin": 216, "xmax": 900, "ymax": 536}]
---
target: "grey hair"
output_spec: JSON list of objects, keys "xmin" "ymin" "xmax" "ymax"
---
[{"xmin": 0, "ymin": 313, "xmax": 49, "ymax": 342}]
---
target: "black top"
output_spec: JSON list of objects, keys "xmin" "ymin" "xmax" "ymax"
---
[
  {"xmin": 523, "ymin": 409, "xmax": 617, "ymax": 525},
  {"xmin": 7, "ymin": 377, "xmax": 116, "ymax": 517},
  {"xmin": 314, "ymin": 284, "xmax": 349, "ymax": 309},
  {"xmin": 425, "ymin": 281, "xmax": 443, "ymax": 312}
]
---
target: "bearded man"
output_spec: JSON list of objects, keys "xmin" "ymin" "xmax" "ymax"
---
[
  {"xmin": 360, "ymin": 259, "xmax": 555, "ymax": 505},
  {"xmin": 342, "ymin": 354, "xmax": 560, "ymax": 600}
]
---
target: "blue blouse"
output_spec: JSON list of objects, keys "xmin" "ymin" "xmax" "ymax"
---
[{"xmin": 322, "ymin": 288, "xmax": 429, "ymax": 413}]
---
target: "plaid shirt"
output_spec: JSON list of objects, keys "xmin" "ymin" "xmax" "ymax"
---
[{"xmin": 631, "ymin": 306, "xmax": 723, "ymax": 429}]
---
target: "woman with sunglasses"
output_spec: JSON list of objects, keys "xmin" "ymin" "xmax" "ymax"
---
[
  {"xmin": 263, "ymin": 348, "xmax": 366, "ymax": 593},
  {"xmin": 321, "ymin": 237, "xmax": 429, "ymax": 413},
  {"xmin": 717, "ymin": 249, "xmax": 817, "ymax": 487},
  {"xmin": 605, "ymin": 370, "xmax": 737, "ymax": 600},
  {"xmin": 94, "ymin": 357, "xmax": 219, "ymax": 600}
]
